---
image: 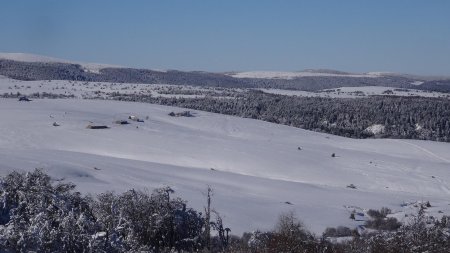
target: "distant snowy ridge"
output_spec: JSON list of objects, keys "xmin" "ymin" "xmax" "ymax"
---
[
  {"xmin": 259, "ymin": 86, "xmax": 450, "ymax": 99},
  {"xmin": 0, "ymin": 52, "xmax": 121, "ymax": 74},
  {"xmin": 0, "ymin": 52, "xmax": 66, "ymax": 63},
  {"xmin": 228, "ymin": 71, "xmax": 381, "ymax": 79},
  {"xmin": 2, "ymin": 52, "xmax": 449, "ymax": 93}
]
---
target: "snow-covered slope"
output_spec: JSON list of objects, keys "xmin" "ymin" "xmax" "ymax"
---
[
  {"xmin": 260, "ymin": 86, "xmax": 450, "ymax": 98},
  {"xmin": 0, "ymin": 52, "xmax": 120, "ymax": 73},
  {"xmin": 1, "ymin": 76, "xmax": 448, "ymax": 100},
  {"xmin": 228, "ymin": 71, "xmax": 379, "ymax": 79},
  {"xmin": 0, "ymin": 52, "xmax": 67, "ymax": 63},
  {"xmin": 0, "ymin": 98, "xmax": 450, "ymax": 234}
]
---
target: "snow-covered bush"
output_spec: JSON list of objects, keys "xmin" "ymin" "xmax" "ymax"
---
[
  {"xmin": 323, "ymin": 226, "xmax": 354, "ymax": 237},
  {"xmin": 91, "ymin": 188, "xmax": 204, "ymax": 252},
  {"xmin": 0, "ymin": 169, "xmax": 96, "ymax": 252},
  {"xmin": 365, "ymin": 207, "xmax": 400, "ymax": 231},
  {"xmin": 0, "ymin": 170, "xmax": 205, "ymax": 252}
]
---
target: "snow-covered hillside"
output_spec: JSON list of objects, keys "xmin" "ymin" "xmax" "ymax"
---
[
  {"xmin": 0, "ymin": 76, "xmax": 239, "ymax": 100},
  {"xmin": 2, "ymin": 76, "xmax": 448, "ymax": 100},
  {"xmin": 228, "ymin": 71, "xmax": 379, "ymax": 79},
  {"xmin": 0, "ymin": 52, "xmax": 120, "ymax": 73},
  {"xmin": 260, "ymin": 86, "xmax": 450, "ymax": 99},
  {"xmin": 0, "ymin": 52, "xmax": 66, "ymax": 63},
  {"xmin": 1, "ymin": 98, "xmax": 449, "ymax": 234}
]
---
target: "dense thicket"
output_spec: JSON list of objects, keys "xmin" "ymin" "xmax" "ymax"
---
[
  {"xmin": 110, "ymin": 91, "xmax": 450, "ymax": 142},
  {"xmin": 0, "ymin": 170, "xmax": 206, "ymax": 252},
  {"xmin": 1, "ymin": 170, "xmax": 449, "ymax": 252},
  {"xmin": 0, "ymin": 59, "xmax": 438, "ymax": 91}
]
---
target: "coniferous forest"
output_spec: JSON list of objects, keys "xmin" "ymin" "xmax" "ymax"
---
[{"xmin": 109, "ymin": 91, "xmax": 450, "ymax": 142}]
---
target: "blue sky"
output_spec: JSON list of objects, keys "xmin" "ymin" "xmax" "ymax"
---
[{"xmin": 1, "ymin": 0, "xmax": 449, "ymax": 75}]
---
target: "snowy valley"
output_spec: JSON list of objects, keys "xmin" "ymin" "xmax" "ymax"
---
[{"xmin": 1, "ymin": 98, "xmax": 450, "ymax": 235}]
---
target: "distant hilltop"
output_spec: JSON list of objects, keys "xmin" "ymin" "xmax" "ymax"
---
[{"xmin": 1, "ymin": 52, "xmax": 449, "ymax": 92}]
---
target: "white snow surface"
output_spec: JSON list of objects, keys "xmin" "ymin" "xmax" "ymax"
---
[
  {"xmin": 229, "ymin": 71, "xmax": 379, "ymax": 79},
  {"xmin": 365, "ymin": 124, "xmax": 385, "ymax": 135},
  {"xmin": 411, "ymin": 81, "xmax": 425, "ymax": 86},
  {"xmin": 1, "ymin": 98, "xmax": 450, "ymax": 235},
  {"xmin": 0, "ymin": 78, "xmax": 213, "ymax": 99}
]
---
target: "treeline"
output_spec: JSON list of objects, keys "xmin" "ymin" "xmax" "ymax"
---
[
  {"xmin": 110, "ymin": 91, "xmax": 450, "ymax": 142},
  {"xmin": 418, "ymin": 79, "xmax": 450, "ymax": 93},
  {"xmin": 1, "ymin": 170, "xmax": 449, "ymax": 252},
  {"xmin": 1, "ymin": 91, "xmax": 75, "ymax": 99}
]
